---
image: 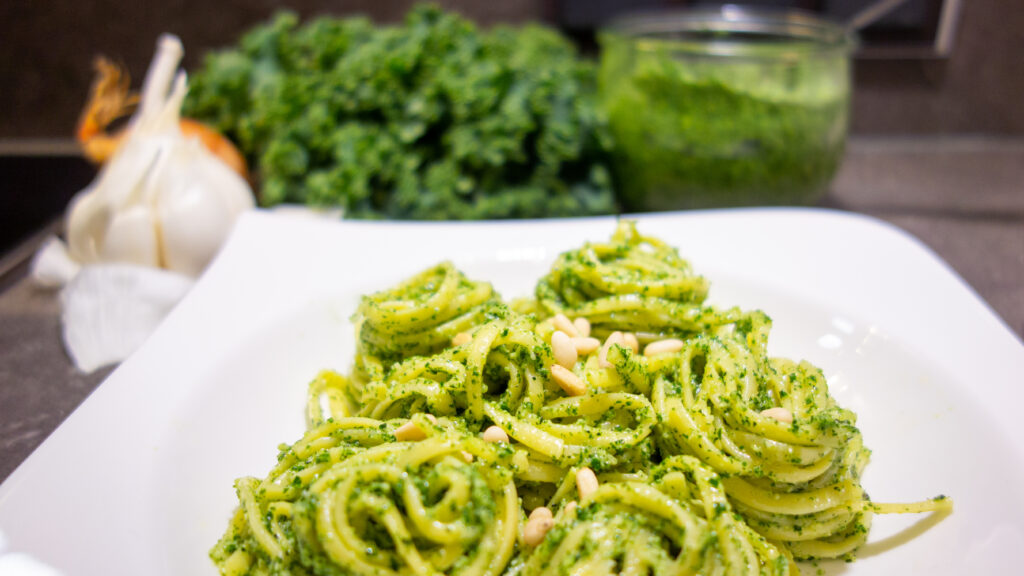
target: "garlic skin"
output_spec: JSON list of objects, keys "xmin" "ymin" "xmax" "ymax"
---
[{"xmin": 64, "ymin": 34, "xmax": 254, "ymax": 278}]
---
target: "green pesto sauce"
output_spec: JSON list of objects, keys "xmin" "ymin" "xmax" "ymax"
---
[{"xmin": 599, "ymin": 35, "xmax": 849, "ymax": 211}]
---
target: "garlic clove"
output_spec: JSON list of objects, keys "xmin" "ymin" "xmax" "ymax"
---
[
  {"xmin": 156, "ymin": 142, "xmax": 254, "ymax": 276},
  {"xmin": 65, "ymin": 187, "xmax": 108, "ymax": 265},
  {"xmin": 30, "ymin": 236, "xmax": 81, "ymax": 288},
  {"xmin": 60, "ymin": 34, "xmax": 254, "ymax": 280},
  {"xmin": 99, "ymin": 204, "xmax": 160, "ymax": 268}
]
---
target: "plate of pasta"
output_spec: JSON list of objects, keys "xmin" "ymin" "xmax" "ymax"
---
[{"xmin": 1, "ymin": 208, "xmax": 1022, "ymax": 575}]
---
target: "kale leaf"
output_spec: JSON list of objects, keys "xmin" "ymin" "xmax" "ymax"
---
[{"xmin": 184, "ymin": 5, "xmax": 617, "ymax": 220}]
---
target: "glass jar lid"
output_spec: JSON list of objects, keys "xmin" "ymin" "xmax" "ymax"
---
[{"xmin": 607, "ymin": 5, "xmax": 856, "ymax": 59}]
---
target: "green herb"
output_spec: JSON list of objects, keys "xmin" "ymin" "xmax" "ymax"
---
[{"xmin": 185, "ymin": 5, "xmax": 617, "ymax": 220}]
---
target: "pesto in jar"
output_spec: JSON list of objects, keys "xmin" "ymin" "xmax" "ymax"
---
[{"xmin": 599, "ymin": 28, "xmax": 850, "ymax": 211}]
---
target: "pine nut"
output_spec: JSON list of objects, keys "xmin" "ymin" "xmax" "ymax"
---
[
  {"xmin": 452, "ymin": 332, "xmax": 471, "ymax": 346},
  {"xmin": 760, "ymin": 407, "xmax": 793, "ymax": 424},
  {"xmin": 529, "ymin": 506, "xmax": 553, "ymax": 521},
  {"xmin": 572, "ymin": 336, "xmax": 601, "ymax": 355},
  {"xmin": 553, "ymin": 313, "xmax": 580, "ymax": 337},
  {"xmin": 623, "ymin": 332, "xmax": 640, "ymax": 354},
  {"xmin": 551, "ymin": 330, "xmax": 578, "ymax": 369},
  {"xmin": 523, "ymin": 514, "xmax": 554, "ymax": 546},
  {"xmin": 576, "ymin": 467, "xmax": 599, "ymax": 500},
  {"xmin": 551, "ymin": 364, "xmax": 586, "ymax": 396},
  {"xmin": 643, "ymin": 338, "xmax": 684, "ymax": 357},
  {"xmin": 394, "ymin": 420, "xmax": 427, "ymax": 441},
  {"xmin": 461, "ymin": 451, "xmax": 474, "ymax": 463},
  {"xmin": 598, "ymin": 332, "xmax": 624, "ymax": 368},
  {"xmin": 573, "ymin": 317, "xmax": 591, "ymax": 337},
  {"xmin": 563, "ymin": 501, "xmax": 578, "ymax": 517},
  {"xmin": 482, "ymin": 425, "xmax": 510, "ymax": 443}
]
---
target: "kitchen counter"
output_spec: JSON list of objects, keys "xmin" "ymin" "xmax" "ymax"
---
[{"xmin": 2, "ymin": 136, "xmax": 1023, "ymax": 483}]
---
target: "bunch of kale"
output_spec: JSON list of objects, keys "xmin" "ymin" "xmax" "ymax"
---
[{"xmin": 184, "ymin": 5, "xmax": 617, "ymax": 220}]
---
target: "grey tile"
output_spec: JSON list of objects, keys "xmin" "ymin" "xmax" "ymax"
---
[{"xmin": 831, "ymin": 138, "xmax": 1024, "ymax": 214}]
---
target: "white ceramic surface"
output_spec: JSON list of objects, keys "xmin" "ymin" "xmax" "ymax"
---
[{"xmin": 1, "ymin": 208, "xmax": 1022, "ymax": 575}]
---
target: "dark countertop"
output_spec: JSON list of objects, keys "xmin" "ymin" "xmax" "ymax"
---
[{"xmin": 1, "ymin": 136, "xmax": 1023, "ymax": 483}]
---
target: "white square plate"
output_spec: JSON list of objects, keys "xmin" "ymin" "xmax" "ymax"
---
[{"xmin": 2, "ymin": 208, "xmax": 1023, "ymax": 574}]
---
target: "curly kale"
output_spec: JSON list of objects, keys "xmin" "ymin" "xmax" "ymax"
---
[{"xmin": 184, "ymin": 5, "xmax": 617, "ymax": 220}]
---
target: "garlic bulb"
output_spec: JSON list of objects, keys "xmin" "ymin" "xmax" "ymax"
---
[{"xmin": 63, "ymin": 34, "xmax": 254, "ymax": 278}]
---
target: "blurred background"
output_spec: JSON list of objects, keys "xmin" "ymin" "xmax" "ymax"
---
[
  {"xmin": 3, "ymin": 0, "xmax": 1021, "ymax": 139},
  {"xmin": 1, "ymin": 0, "xmax": 1021, "ymax": 265}
]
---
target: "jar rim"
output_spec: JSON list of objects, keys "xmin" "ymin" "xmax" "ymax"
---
[{"xmin": 605, "ymin": 5, "xmax": 856, "ymax": 58}]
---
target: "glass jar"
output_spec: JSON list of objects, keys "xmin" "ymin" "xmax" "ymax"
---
[{"xmin": 599, "ymin": 6, "xmax": 855, "ymax": 211}]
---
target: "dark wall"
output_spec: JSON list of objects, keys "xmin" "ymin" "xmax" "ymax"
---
[
  {"xmin": 1, "ymin": 0, "xmax": 1021, "ymax": 138},
  {"xmin": 0, "ymin": 0, "xmax": 548, "ymax": 140},
  {"xmin": 852, "ymin": 0, "xmax": 1024, "ymax": 134}
]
